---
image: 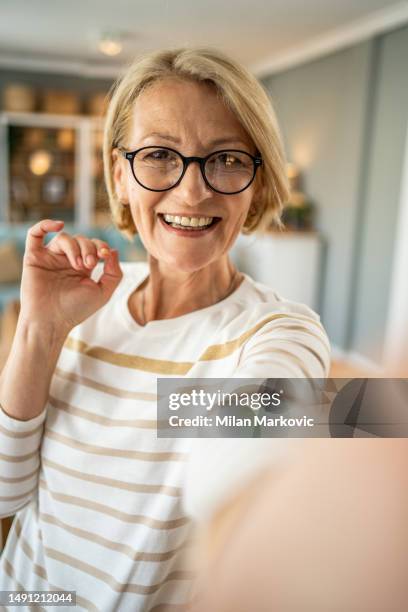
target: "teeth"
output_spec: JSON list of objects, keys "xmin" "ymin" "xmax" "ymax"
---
[{"xmin": 163, "ymin": 214, "xmax": 214, "ymax": 227}]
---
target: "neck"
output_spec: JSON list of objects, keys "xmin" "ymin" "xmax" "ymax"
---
[{"xmin": 135, "ymin": 254, "xmax": 242, "ymax": 324}]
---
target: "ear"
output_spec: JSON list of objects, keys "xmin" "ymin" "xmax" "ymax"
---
[
  {"xmin": 251, "ymin": 172, "xmax": 263, "ymax": 206},
  {"xmin": 111, "ymin": 148, "xmax": 130, "ymax": 205}
]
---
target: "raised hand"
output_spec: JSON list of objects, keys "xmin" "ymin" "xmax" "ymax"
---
[{"xmin": 20, "ymin": 219, "xmax": 123, "ymax": 334}]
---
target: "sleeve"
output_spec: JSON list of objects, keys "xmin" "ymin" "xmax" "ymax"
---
[
  {"xmin": 182, "ymin": 309, "xmax": 331, "ymax": 523},
  {"xmin": 0, "ymin": 404, "xmax": 47, "ymax": 518},
  {"xmin": 182, "ymin": 437, "xmax": 303, "ymax": 523},
  {"xmin": 233, "ymin": 309, "xmax": 331, "ymax": 379}
]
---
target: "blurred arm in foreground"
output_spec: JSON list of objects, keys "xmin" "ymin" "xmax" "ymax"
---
[{"xmin": 185, "ymin": 438, "xmax": 408, "ymax": 612}]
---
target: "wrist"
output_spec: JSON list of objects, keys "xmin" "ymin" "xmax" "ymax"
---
[{"xmin": 15, "ymin": 316, "xmax": 70, "ymax": 351}]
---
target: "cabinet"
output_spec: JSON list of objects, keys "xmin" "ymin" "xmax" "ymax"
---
[
  {"xmin": 0, "ymin": 111, "xmax": 106, "ymax": 227},
  {"xmin": 230, "ymin": 231, "xmax": 322, "ymax": 311}
]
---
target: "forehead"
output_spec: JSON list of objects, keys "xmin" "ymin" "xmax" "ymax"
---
[{"xmin": 127, "ymin": 78, "xmax": 251, "ymax": 147}]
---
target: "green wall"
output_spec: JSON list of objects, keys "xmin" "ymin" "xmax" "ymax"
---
[
  {"xmin": 263, "ymin": 25, "xmax": 408, "ymax": 363},
  {"xmin": 350, "ymin": 26, "xmax": 408, "ymax": 363}
]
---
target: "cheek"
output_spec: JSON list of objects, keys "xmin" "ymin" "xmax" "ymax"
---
[
  {"xmin": 128, "ymin": 186, "xmax": 163, "ymax": 225},
  {"xmin": 224, "ymin": 194, "xmax": 253, "ymax": 231}
]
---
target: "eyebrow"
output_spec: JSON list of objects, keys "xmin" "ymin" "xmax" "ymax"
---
[{"xmin": 140, "ymin": 132, "xmax": 250, "ymax": 148}]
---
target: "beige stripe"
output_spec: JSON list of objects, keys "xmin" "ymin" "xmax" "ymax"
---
[
  {"xmin": 0, "ymin": 421, "xmax": 44, "ymax": 439},
  {"xmin": 0, "ymin": 467, "xmax": 38, "ymax": 483},
  {"xmin": 44, "ymin": 545, "xmax": 194, "ymax": 595},
  {"xmin": 42, "ymin": 456, "xmax": 181, "ymax": 497},
  {"xmin": 199, "ymin": 313, "xmax": 326, "ymax": 361},
  {"xmin": 0, "ymin": 482, "xmax": 37, "ymax": 502},
  {"xmin": 13, "ymin": 517, "xmax": 98, "ymax": 612},
  {"xmin": 14, "ymin": 517, "xmax": 49, "ymax": 581},
  {"xmin": 54, "ymin": 366, "xmax": 156, "ymax": 401},
  {"xmin": 286, "ymin": 340, "xmax": 328, "ymax": 374},
  {"xmin": 39, "ymin": 511, "xmax": 191, "ymax": 562},
  {"xmin": 48, "ymin": 394, "xmax": 157, "ymax": 429},
  {"xmin": 255, "ymin": 347, "xmax": 312, "ymax": 377},
  {"xmin": 44, "ymin": 428, "xmax": 187, "ymax": 462},
  {"xmin": 272, "ymin": 323, "xmax": 331, "ymax": 354},
  {"xmin": 2, "ymin": 558, "xmax": 47, "ymax": 612},
  {"xmin": 64, "ymin": 313, "xmax": 326, "ymax": 373},
  {"xmin": 64, "ymin": 336, "xmax": 192, "ymax": 374},
  {"xmin": 39, "ymin": 478, "xmax": 190, "ymax": 529},
  {"xmin": 0, "ymin": 449, "xmax": 38, "ymax": 463}
]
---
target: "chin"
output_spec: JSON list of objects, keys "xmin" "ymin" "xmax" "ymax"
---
[{"xmin": 158, "ymin": 251, "xmax": 217, "ymax": 273}]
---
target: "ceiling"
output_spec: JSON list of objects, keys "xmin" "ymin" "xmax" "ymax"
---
[{"xmin": 0, "ymin": 0, "xmax": 407, "ymax": 77}]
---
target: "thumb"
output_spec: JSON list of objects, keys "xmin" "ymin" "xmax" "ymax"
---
[{"xmin": 97, "ymin": 249, "xmax": 123, "ymax": 300}]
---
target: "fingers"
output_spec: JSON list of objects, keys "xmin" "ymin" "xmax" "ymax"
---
[
  {"xmin": 48, "ymin": 233, "xmax": 113, "ymax": 271},
  {"xmin": 26, "ymin": 219, "xmax": 64, "ymax": 253},
  {"xmin": 73, "ymin": 236, "xmax": 109, "ymax": 270},
  {"xmin": 48, "ymin": 232, "xmax": 83, "ymax": 270},
  {"xmin": 91, "ymin": 239, "xmax": 111, "ymax": 260},
  {"xmin": 97, "ymin": 249, "xmax": 123, "ymax": 299}
]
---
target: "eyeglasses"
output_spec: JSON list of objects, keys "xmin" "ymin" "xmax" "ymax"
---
[{"xmin": 119, "ymin": 146, "xmax": 262, "ymax": 195}]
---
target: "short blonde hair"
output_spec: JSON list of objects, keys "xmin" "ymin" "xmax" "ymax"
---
[{"xmin": 103, "ymin": 47, "xmax": 289, "ymax": 239}]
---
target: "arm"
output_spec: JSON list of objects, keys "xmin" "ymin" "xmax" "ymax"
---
[
  {"xmin": 189, "ymin": 439, "xmax": 408, "ymax": 612},
  {"xmin": 0, "ymin": 320, "xmax": 68, "ymax": 519},
  {"xmin": 184, "ymin": 311, "xmax": 331, "ymax": 521},
  {"xmin": 184, "ymin": 317, "xmax": 407, "ymax": 610},
  {"xmin": 0, "ymin": 320, "xmax": 68, "ymax": 421},
  {"xmin": 233, "ymin": 309, "xmax": 331, "ymax": 378},
  {"xmin": 0, "ymin": 219, "xmax": 122, "ymax": 519}
]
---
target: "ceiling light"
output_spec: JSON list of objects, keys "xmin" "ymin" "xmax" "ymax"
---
[{"xmin": 98, "ymin": 32, "xmax": 123, "ymax": 57}]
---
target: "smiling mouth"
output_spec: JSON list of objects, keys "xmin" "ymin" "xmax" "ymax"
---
[{"xmin": 158, "ymin": 213, "xmax": 221, "ymax": 230}]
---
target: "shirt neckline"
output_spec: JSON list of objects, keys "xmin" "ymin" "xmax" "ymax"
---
[{"xmin": 119, "ymin": 263, "xmax": 251, "ymax": 333}]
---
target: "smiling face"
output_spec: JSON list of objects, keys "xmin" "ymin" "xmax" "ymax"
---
[{"xmin": 112, "ymin": 78, "xmax": 259, "ymax": 272}]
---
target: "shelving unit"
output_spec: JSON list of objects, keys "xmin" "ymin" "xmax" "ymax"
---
[{"xmin": 0, "ymin": 111, "xmax": 105, "ymax": 227}]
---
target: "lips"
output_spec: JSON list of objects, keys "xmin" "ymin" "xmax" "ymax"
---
[
  {"xmin": 156, "ymin": 211, "xmax": 221, "ymax": 224},
  {"xmin": 157, "ymin": 213, "xmax": 221, "ymax": 237}
]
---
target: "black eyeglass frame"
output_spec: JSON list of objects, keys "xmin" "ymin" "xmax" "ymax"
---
[{"xmin": 119, "ymin": 146, "xmax": 263, "ymax": 195}]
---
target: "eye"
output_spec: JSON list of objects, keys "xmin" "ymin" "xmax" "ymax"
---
[
  {"xmin": 207, "ymin": 152, "xmax": 251, "ymax": 172},
  {"xmin": 217, "ymin": 153, "xmax": 242, "ymax": 167},
  {"xmin": 143, "ymin": 148, "xmax": 173, "ymax": 161}
]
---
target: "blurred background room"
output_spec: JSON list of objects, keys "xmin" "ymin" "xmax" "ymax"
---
[
  {"xmin": 0, "ymin": 0, "xmax": 407, "ymax": 382},
  {"xmin": 1, "ymin": 0, "xmax": 408, "ymax": 563}
]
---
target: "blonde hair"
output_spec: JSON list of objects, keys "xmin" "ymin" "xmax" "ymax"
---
[{"xmin": 103, "ymin": 47, "xmax": 289, "ymax": 239}]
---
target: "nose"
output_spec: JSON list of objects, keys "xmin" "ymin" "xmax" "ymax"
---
[{"xmin": 174, "ymin": 159, "xmax": 213, "ymax": 206}]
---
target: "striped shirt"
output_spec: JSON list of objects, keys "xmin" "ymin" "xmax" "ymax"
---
[{"xmin": 0, "ymin": 262, "xmax": 330, "ymax": 611}]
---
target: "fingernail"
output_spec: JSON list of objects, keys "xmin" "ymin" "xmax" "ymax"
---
[
  {"xmin": 86, "ymin": 254, "xmax": 96, "ymax": 267},
  {"xmin": 99, "ymin": 247, "xmax": 110, "ymax": 257}
]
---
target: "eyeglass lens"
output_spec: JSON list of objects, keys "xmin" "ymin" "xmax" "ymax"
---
[{"xmin": 132, "ymin": 147, "xmax": 256, "ymax": 193}]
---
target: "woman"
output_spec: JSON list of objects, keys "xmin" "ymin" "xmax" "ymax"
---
[{"xmin": 0, "ymin": 48, "xmax": 330, "ymax": 611}]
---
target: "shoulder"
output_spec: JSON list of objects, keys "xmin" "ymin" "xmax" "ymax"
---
[
  {"xmin": 238, "ymin": 273, "xmax": 326, "ymax": 337},
  {"xmin": 233, "ymin": 274, "xmax": 331, "ymax": 377}
]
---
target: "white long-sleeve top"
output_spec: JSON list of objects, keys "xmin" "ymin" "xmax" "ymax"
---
[{"xmin": 0, "ymin": 262, "xmax": 330, "ymax": 611}]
